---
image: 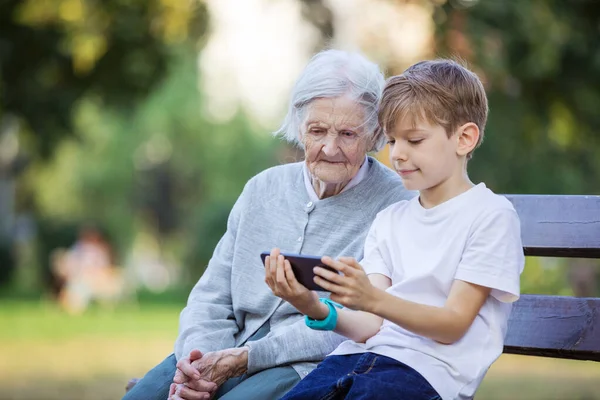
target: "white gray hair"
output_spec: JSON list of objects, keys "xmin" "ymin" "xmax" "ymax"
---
[{"xmin": 274, "ymin": 49, "xmax": 386, "ymax": 152}]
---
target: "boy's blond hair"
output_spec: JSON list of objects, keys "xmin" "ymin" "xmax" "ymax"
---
[{"xmin": 379, "ymin": 59, "xmax": 489, "ymax": 159}]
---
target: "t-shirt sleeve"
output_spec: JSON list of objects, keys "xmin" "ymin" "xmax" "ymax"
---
[
  {"xmin": 360, "ymin": 215, "xmax": 392, "ymax": 278},
  {"xmin": 454, "ymin": 208, "xmax": 525, "ymax": 303}
]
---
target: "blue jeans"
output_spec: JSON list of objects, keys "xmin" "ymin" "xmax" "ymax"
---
[
  {"xmin": 122, "ymin": 323, "xmax": 300, "ymax": 400},
  {"xmin": 281, "ymin": 353, "xmax": 442, "ymax": 400}
]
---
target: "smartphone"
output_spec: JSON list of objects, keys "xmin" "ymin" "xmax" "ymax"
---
[{"xmin": 260, "ymin": 251, "xmax": 338, "ymax": 292}]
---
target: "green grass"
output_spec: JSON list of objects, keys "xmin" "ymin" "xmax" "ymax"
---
[
  {"xmin": 0, "ymin": 299, "xmax": 179, "ymax": 340},
  {"xmin": 1, "ymin": 299, "xmax": 600, "ymax": 400},
  {"xmin": 0, "ymin": 299, "xmax": 180, "ymax": 400}
]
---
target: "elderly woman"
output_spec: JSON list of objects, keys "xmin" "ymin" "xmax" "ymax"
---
[{"xmin": 123, "ymin": 49, "xmax": 414, "ymax": 400}]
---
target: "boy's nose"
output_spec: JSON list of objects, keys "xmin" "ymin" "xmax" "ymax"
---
[{"xmin": 390, "ymin": 144, "xmax": 408, "ymax": 162}]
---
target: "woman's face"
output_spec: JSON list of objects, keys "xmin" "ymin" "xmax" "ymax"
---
[{"xmin": 300, "ymin": 96, "xmax": 370, "ymax": 184}]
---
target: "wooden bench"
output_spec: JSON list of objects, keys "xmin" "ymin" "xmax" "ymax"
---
[
  {"xmin": 504, "ymin": 195, "xmax": 600, "ymax": 361},
  {"xmin": 127, "ymin": 194, "xmax": 600, "ymax": 394}
]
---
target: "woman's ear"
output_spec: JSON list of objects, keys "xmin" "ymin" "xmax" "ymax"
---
[{"xmin": 455, "ymin": 122, "xmax": 479, "ymax": 157}]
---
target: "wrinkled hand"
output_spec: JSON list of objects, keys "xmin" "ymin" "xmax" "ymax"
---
[
  {"xmin": 170, "ymin": 350, "xmax": 217, "ymax": 400},
  {"xmin": 169, "ymin": 347, "xmax": 250, "ymax": 399},
  {"xmin": 315, "ymin": 256, "xmax": 378, "ymax": 311},
  {"xmin": 169, "ymin": 381, "xmax": 213, "ymax": 400},
  {"xmin": 194, "ymin": 347, "xmax": 248, "ymax": 386},
  {"xmin": 264, "ymin": 248, "xmax": 321, "ymax": 316}
]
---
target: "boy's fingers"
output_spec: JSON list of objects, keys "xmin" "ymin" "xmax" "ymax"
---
[
  {"xmin": 314, "ymin": 275, "xmax": 343, "ymax": 294},
  {"xmin": 270, "ymin": 248, "xmax": 279, "ymax": 256},
  {"xmin": 321, "ymin": 256, "xmax": 343, "ymax": 271},
  {"xmin": 338, "ymin": 257, "xmax": 362, "ymax": 270},
  {"xmin": 284, "ymin": 260, "xmax": 300, "ymax": 287},
  {"xmin": 314, "ymin": 266, "xmax": 344, "ymax": 284},
  {"xmin": 276, "ymin": 255, "xmax": 292, "ymax": 291},
  {"xmin": 269, "ymin": 249, "xmax": 279, "ymax": 283},
  {"xmin": 321, "ymin": 256, "xmax": 352, "ymax": 275},
  {"xmin": 264, "ymin": 255, "xmax": 273, "ymax": 286}
]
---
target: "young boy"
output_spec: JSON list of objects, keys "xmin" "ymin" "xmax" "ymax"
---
[{"xmin": 264, "ymin": 59, "xmax": 524, "ymax": 400}]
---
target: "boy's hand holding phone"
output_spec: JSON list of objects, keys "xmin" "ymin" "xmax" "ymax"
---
[
  {"xmin": 264, "ymin": 248, "xmax": 328, "ymax": 320},
  {"xmin": 264, "ymin": 248, "xmax": 381, "ymax": 317}
]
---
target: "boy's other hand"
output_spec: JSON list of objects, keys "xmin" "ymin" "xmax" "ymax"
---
[
  {"xmin": 316, "ymin": 256, "xmax": 381, "ymax": 312},
  {"xmin": 264, "ymin": 248, "xmax": 322, "ymax": 317}
]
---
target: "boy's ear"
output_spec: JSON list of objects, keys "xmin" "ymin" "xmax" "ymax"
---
[{"xmin": 455, "ymin": 122, "xmax": 479, "ymax": 157}]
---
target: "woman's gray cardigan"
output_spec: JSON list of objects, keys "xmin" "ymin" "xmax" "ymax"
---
[{"xmin": 174, "ymin": 157, "xmax": 415, "ymax": 378}]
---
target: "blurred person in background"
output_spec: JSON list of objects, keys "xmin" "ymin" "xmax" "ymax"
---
[
  {"xmin": 124, "ymin": 49, "xmax": 414, "ymax": 400},
  {"xmin": 51, "ymin": 225, "xmax": 124, "ymax": 314}
]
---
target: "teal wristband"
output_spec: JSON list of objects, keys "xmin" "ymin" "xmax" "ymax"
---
[{"xmin": 305, "ymin": 298, "xmax": 343, "ymax": 331}]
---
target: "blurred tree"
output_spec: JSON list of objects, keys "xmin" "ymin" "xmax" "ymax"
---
[
  {"xmin": 434, "ymin": 0, "xmax": 600, "ymax": 195},
  {"xmin": 0, "ymin": 0, "xmax": 209, "ymax": 159},
  {"xmin": 0, "ymin": 240, "xmax": 15, "ymax": 286},
  {"xmin": 25, "ymin": 48, "xmax": 280, "ymax": 286},
  {"xmin": 0, "ymin": 0, "xmax": 210, "ymax": 290},
  {"xmin": 298, "ymin": 0, "xmax": 334, "ymax": 43}
]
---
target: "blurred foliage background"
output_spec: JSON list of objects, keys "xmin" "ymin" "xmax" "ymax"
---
[{"xmin": 1, "ymin": 0, "xmax": 600, "ymax": 399}]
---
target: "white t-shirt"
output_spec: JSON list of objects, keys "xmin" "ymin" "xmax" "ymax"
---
[
  {"xmin": 331, "ymin": 183, "xmax": 524, "ymax": 400},
  {"xmin": 303, "ymin": 156, "xmax": 369, "ymax": 202}
]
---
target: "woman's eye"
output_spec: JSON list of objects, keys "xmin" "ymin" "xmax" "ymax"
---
[
  {"xmin": 341, "ymin": 131, "xmax": 355, "ymax": 137},
  {"xmin": 310, "ymin": 129, "xmax": 325, "ymax": 135}
]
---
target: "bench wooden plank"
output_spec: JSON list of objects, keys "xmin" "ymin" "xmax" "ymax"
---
[
  {"xmin": 505, "ymin": 294, "xmax": 600, "ymax": 361},
  {"xmin": 506, "ymin": 195, "xmax": 600, "ymax": 258}
]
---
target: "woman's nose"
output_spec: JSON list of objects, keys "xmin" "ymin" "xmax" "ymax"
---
[{"xmin": 321, "ymin": 135, "xmax": 340, "ymax": 157}]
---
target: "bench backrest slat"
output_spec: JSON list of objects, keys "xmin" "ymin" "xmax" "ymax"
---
[
  {"xmin": 506, "ymin": 195, "xmax": 600, "ymax": 258},
  {"xmin": 502, "ymin": 195, "xmax": 600, "ymax": 360},
  {"xmin": 504, "ymin": 295, "xmax": 600, "ymax": 361}
]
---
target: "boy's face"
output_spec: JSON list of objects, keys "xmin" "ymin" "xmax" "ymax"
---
[{"xmin": 386, "ymin": 117, "xmax": 460, "ymax": 192}]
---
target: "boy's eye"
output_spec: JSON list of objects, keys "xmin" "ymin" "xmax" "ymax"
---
[
  {"xmin": 408, "ymin": 139, "xmax": 423, "ymax": 144},
  {"xmin": 386, "ymin": 139, "xmax": 395, "ymax": 145}
]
